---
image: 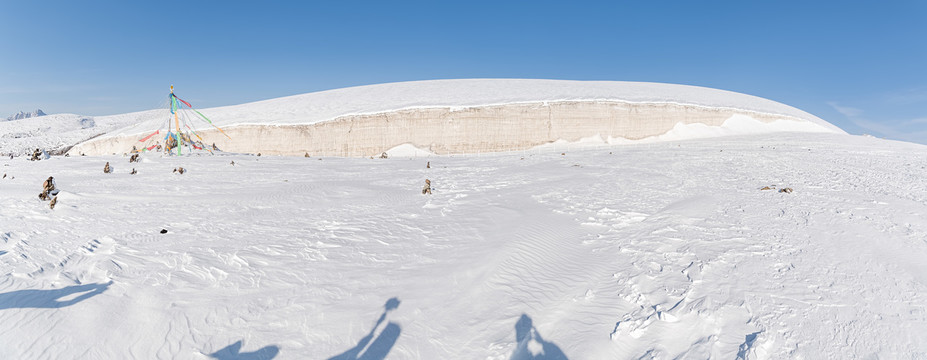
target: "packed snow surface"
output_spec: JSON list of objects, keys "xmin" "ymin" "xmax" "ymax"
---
[{"xmin": 2, "ymin": 132, "xmax": 926, "ymax": 359}]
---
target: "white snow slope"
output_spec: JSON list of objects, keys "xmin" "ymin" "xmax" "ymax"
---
[
  {"xmin": 0, "ymin": 113, "xmax": 134, "ymax": 156},
  {"xmin": 2, "ymin": 131, "xmax": 926, "ymax": 359}
]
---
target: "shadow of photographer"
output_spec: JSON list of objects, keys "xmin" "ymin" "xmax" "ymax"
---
[
  {"xmin": 510, "ymin": 314, "xmax": 569, "ymax": 360},
  {"xmin": 328, "ymin": 297, "xmax": 402, "ymax": 360},
  {"xmin": 208, "ymin": 340, "xmax": 279, "ymax": 360},
  {"xmin": 0, "ymin": 281, "xmax": 112, "ymax": 310}
]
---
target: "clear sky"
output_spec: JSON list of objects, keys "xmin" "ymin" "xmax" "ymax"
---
[{"xmin": 2, "ymin": 1, "xmax": 925, "ymax": 143}]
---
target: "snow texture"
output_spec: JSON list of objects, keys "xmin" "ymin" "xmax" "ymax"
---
[{"xmin": 2, "ymin": 131, "xmax": 927, "ymax": 359}]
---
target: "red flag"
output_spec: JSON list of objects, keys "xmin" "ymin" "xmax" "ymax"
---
[{"xmin": 139, "ymin": 130, "xmax": 160, "ymax": 142}]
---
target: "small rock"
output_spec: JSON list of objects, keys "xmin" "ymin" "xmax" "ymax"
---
[{"xmin": 160, "ymin": 229, "xmax": 168, "ymax": 234}]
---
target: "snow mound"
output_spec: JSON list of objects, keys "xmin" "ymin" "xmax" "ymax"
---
[
  {"xmin": 652, "ymin": 114, "xmax": 833, "ymax": 142},
  {"xmin": 384, "ymin": 143, "xmax": 434, "ymax": 157}
]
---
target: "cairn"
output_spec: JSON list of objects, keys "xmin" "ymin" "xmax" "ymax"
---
[
  {"xmin": 43, "ymin": 176, "xmax": 55, "ymax": 193},
  {"xmin": 103, "ymin": 162, "xmax": 112, "ymax": 173},
  {"xmin": 38, "ymin": 176, "xmax": 58, "ymax": 203},
  {"xmin": 422, "ymin": 179, "xmax": 432, "ymax": 195}
]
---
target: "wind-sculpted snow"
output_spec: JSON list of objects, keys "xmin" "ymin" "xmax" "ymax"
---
[{"xmin": 2, "ymin": 132, "xmax": 926, "ymax": 358}]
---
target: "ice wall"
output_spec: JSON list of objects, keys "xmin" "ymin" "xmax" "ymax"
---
[{"xmin": 68, "ymin": 100, "xmax": 826, "ymax": 157}]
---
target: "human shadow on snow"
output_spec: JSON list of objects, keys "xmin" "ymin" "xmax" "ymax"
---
[
  {"xmin": 328, "ymin": 297, "xmax": 402, "ymax": 360},
  {"xmin": 510, "ymin": 314, "xmax": 569, "ymax": 360},
  {"xmin": 208, "ymin": 340, "xmax": 279, "ymax": 360},
  {"xmin": 0, "ymin": 281, "xmax": 112, "ymax": 309}
]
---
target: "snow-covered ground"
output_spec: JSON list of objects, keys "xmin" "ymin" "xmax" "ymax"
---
[{"xmin": 2, "ymin": 131, "xmax": 926, "ymax": 359}]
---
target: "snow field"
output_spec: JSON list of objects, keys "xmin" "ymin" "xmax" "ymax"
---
[{"xmin": 1, "ymin": 132, "xmax": 926, "ymax": 359}]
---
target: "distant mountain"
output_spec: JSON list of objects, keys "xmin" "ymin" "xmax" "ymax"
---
[{"xmin": 5, "ymin": 109, "xmax": 46, "ymax": 121}]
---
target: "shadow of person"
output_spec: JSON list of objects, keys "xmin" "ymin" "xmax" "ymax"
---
[
  {"xmin": 510, "ymin": 314, "xmax": 569, "ymax": 360},
  {"xmin": 0, "ymin": 281, "xmax": 112, "ymax": 310},
  {"xmin": 328, "ymin": 297, "xmax": 402, "ymax": 360},
  {"xmin": 208, "ymin": 340, "xmax": 279, "ymax": 360}
]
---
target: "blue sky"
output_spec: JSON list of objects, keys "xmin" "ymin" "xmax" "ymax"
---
[{"xmin": 2, "ymin": 1, "xmax": 925, "ymax": 143}]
